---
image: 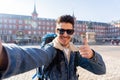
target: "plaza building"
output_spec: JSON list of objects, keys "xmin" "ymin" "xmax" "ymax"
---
[{"xmin": 0, "ymin": 5, "xmax": 120, "ymax": 44}]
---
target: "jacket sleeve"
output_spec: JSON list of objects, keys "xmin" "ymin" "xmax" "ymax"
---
[
  {"xmin": 0, "ymin": 43, "xmax": 56, "ymax": 79},
  {"xmin": 76, "ymin": 50, "xmax": 106, "ymax": 75}
]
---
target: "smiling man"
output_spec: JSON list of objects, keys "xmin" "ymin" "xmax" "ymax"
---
[{"xmin": 0, "ymin": 15, "xmax": 106, "ymax": 80}]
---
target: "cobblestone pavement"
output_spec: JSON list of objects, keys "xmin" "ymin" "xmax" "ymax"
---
[{"xmin": 3, "ymin": 45, "xmax": 120, "ymax": 80}]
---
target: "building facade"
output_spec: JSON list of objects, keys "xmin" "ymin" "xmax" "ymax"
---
[{"xmin": 0, "ymin": 6, "xmax": 120, "ymax": 44}]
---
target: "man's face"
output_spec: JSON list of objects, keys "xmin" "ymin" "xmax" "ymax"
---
[{"xmin": 56, "ymin": 22, "xmax": 74, "ymax": 47}]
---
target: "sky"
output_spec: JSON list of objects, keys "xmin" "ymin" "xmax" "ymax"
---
[{"xmin": 0, "ymin": 0, "xmax": 120, "ymax": 23}]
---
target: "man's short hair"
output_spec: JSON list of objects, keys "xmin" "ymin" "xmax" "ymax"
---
[{"xmin": 56, "ymin": 15, "xmax": 74, "ymax": 28}]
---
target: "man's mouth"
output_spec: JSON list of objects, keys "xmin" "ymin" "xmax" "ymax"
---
[{"xmin": 62, "ymin": 36, "xmax": 69, "ymax": 40}]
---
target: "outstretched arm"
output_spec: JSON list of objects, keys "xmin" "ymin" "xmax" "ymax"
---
[{"xmin": 0, "ymin": 42, "xmax": 56, "ymax": 79}]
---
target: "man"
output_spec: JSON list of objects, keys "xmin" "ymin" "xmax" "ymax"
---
[{"xmin": 0, "ymin": 15, "xmax": 106, "ymax": 80}]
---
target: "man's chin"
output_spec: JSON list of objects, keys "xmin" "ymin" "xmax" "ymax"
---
[{"xmin": 61, "ymin": 42, "xmax": 69, "ymax": 47}]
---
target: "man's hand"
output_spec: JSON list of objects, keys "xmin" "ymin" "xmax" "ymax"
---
[
  {"xmin": 0, "ymin": 40, "xmax": 3, "ymax": 56},
  {"xmin": 79, "ymin": 38, "xmax": 94, "ymax": 59},
  {"xmin": 0, "ymin": 40, "xmax": 8, "ymax": 71},
  {"xmin": 0, "ymin": 40, "xmax": 3, "ymax": 65}
]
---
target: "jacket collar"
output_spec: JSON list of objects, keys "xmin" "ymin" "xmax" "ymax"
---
[{"xmin": 52, "ymin": 37, "xmax": 79, "ymax": 52}]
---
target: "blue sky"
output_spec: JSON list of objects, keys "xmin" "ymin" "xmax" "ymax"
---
[{"xmin": 0, "ymin": 0, "xmax": 120, "ymax": 23}]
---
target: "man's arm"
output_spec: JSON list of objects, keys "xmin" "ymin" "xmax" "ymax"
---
[
  {"xmin": 76, "ymin": 51, "xmax": 106, "ymax": 75},
  {"xmin": 78, "ymin": 38, "xmax": 106, "ymax": 74},
  {"xmin": 0, "ymin": 42, "xmax": 56, "ymax": 79}
]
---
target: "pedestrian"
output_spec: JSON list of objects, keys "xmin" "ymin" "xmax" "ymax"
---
[{"xmin": 0, "ymin": 14, "xmax": 106, "ymax": 80}]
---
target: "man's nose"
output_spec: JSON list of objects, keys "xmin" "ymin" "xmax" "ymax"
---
[{"xmin": 63, "ymin": 31, "xmax": 68, "ymax": 36}]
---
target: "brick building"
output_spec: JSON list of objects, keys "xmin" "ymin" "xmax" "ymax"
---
[{"xmin": 0, "ymin": 5, "xmax": 120, "ymax": 44}]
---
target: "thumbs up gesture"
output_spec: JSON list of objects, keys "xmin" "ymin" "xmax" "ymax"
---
[{"xmin": 79, "ymin": 38, "xmax": 94, "ymax": 59}]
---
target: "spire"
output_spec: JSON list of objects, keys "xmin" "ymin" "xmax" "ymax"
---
[
  {"xmin": 33, "ymin": 4, "xmax": 37, "ymax": 14},
  {"xmin": 72, "ymin": 11, "xmax": 75, "ymax": 18},
  {"xmin": 72, "ymin": 11, "xmax": 76, "ymax": 22},
  {"xmin": 32, "ymin": 0, "xmax": 38, "ymax": 17}
]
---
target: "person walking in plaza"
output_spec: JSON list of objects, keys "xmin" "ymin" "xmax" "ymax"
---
[{"xmin": 0, "ymin": 14, "xmax": 106, "ymax": 80}]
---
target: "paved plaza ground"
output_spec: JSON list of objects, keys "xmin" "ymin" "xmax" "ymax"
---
[{"xmin": 3, "ymin": 45, "xmax": 120, "ymax": 80}]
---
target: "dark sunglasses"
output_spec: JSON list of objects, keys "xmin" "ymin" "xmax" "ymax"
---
[{"xmin": 57, "ymin": 28, "xmax": 74, "ymax": 35}]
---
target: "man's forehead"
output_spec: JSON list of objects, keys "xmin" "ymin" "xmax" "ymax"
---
[{"xmin": 56, "ymin": 23, "xmax": 73, "ymax": 28}]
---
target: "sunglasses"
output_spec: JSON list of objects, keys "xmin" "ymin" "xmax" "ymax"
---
[{"xmin": 57, "ymin": 28, "xmax": 74, "ymax": 35}]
